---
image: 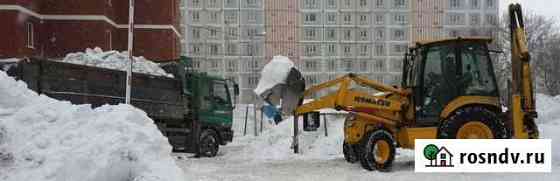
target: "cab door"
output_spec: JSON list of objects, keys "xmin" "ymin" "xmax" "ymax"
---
[
  {"xmin": 415, "ymin": 43, "xmax": 460, "ymax": 126},
  {"xmin": 204, "ymin": 79, "xmax": 233, "ymax": 127}
]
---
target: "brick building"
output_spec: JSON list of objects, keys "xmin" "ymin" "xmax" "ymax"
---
[{"xmin": 0, "ymin": 0, "xmax": 182, "ymax": 61}]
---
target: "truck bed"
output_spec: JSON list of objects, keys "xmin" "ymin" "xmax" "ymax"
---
[{"xmin": 3, "ymin": 58, "xmax": 184, "ymax": 121}]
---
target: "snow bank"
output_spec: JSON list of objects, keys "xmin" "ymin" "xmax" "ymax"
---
[
  {"xmin": 60, "ymin": 47, "xmax": 173, "ymax": 78},
  {"xmin": 254, "ymin": 56, "xmax": 295, "ymax": 96},
  {"xmin": 0, "ymin": 71, "xmax": 184, "ymax": 181},
  {"xmin": 536, "ymin": 93, "xmax": 560, "ymax": 124}
]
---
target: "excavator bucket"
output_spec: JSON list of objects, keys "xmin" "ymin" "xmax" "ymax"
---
[{"xmin": 254, "ymin": 56, "xmax": 305, "ymax": 115}]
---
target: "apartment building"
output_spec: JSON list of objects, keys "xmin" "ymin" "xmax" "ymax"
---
[
  {"xmin": 185, "ymin": 0, "xmax": 265, "ymax": 103},
  {"xmin": 0, "ymin": 0, "xmax": 182, "ymax": 60},
  {"xmin": 187, "ymin": 0, "xmax": 499, "ymax": 103}
]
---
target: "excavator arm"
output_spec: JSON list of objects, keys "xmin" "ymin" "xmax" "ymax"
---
[
  {"xmin": 509, "ymin": 3, "xmax": 539, "ymax": 139},
  {"xmin": 295, "ymin": 74, "xmax": 409, "ymax": 118}
]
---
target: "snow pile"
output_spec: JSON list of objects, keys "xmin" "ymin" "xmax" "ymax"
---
[
  {"xmin": 0, "ymin": 71, "xmax": 184, "ymax": 181},
  {"xmin": 536, "ymin": 94, "xmax": 560, "ymax": 124},
  {"xmin": 254, "ymin": 56, "xmax": 295, "ymax": 96},
  {"xmin": 230, "ymin": 112, "xmax": 347, "ymax": 161},
  {"xmin": 60, "ymin": 47, "xmax": 173, "ymax": 78}
]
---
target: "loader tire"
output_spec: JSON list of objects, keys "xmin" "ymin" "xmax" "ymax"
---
[
  {"xmin": 438, "ymin": 106, "xmax": 509, "ymax": 139},
  {"xmin": 343, "ymin": 141, "xmax": 358, "ymax": 163},
  {"xmin": 198, "ymin": 129, "xmax": 219, "ymax": 157},
  {"xmin": 360, "ymin": 129, "xmax": 395, "ymax": 171}
]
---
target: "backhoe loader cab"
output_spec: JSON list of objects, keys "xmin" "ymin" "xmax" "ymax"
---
[{"xmin": 402, "ymin": 38, "xmax": 501, "ymax": 127}]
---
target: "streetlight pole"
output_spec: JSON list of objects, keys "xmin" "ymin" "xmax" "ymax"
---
[{"xmin": 125, "ymin": 0, "xmax": 135, "ymax": 105}]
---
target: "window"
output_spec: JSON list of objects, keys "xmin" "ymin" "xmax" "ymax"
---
[
  {"xmin": 360, "ymin": 15, "xmax": 367, "ymax": 23},
  {"xmin": 225, "ymin": 12, "xmax": 237, "ymax": 24},
  {"xmin": 192, "ymin": 11, "xmax": 200, "ymax": 22},
  {"xmin": 450, "ymin": 0, "xmax": 461, "ymax": 9},
  {"xmin": 343, "ymin": 30, "xmax": 352, "ymax": 40},
  {"xmin": 210, "ymin": 29, "xmax": 217, "ymax": 38},
  {"xmin": 248, "ymin": 11, "xmax": 257, "ymax": 23},
  {"xmin": 394, "ymin": 0, "xmax": 405, "ymax": 8},
  {"xmin": 360, "ymin": 45, "xmax": 368, "ymax": 56},
  {"xmin": 360, "ymin": 0, "xmax": 367, "ymax": 7},
  {"xmin": 305, "ymin": 13, "xmax": 317, "ymax": 23},
  {"xmin": 210, "ymin": 45, "xmax": 219, "ymax": 55},
  {"xmin": 327, "ymin": 45, "xmax": 336, "ymax": 55},
  {"xmin": 226, "ymin": 60, "xmax": 237, "ymax": 72},
  {"xmin": 486, "ymin": 0, "xmax": 494, "ymax": 8},
  {"xmin": 343, "ymin": 14, "xmax": 352, "ymax": 24},
  {"xmin": 226, "ymin": 28, "xmax": 237, "ymax": 39},
  {"xmin": 343, "ymin": 46, "xmax": 351, "ymax": 55},
  {"xmin": 305, "ymin": 29, "xmax": 316, "ymax": 40},
  {"xmin": 359, "ymin": 30, "xmax": 368, "ymax": 40},
  {"xmin": 471, "ymin": 0, "xmax": 479, "ymax": 8},
  {"xmin": 376, "ymin": 0, "xmax": 384, "ymax": 8},
  {"xmin": 193, "ymin": 0, "xmax": 200, "ymax": 7},
  {"xmin": 485, "ymin": 14, "xmax": 497, "ymax": 25},
  {"xmin": 345, "ymin": 0, "xmax": 351, "ymax": 7},
  {"xmin": 393, "ymin": 29, "xmax": 405, "ymax": 40},
  {"xmin": 210, "ymin": 12, "xmax": 218, "ymax": 23},
  {"xmin": 470, "ymin": 14, "xmax": 480, "ymax": 25},
  {"xmin": 226, "ymin": 44, "xmax": 237, "ymax": 56},
  {"xmin": 326, "ymin": 29, "xmax": 336, "ymax": 40},
  {"xmin": 305, "ymin": 60, "xmax": 318, "ymax": 71},
  {"xmin": 26, "ymin": 22, "xmax": 34, "ymax": 48},
  {"xmin": 327, "ymin": 14, "xmax": 336, "ymax": 23},
  {"xmin": 305, "ymin": 45, "xmax": 318, "ymax": 56},
  {"xmin": 374, "ymin": 59, "xmax": 386, "ymax": 71},
  {"xmin": 193, "ymin": 45, "xmax": 201, "ymax": 54},
  {"xmin": 248, "ymin": 75, "xmax": 259, "ymax": 87},
  {"xmin": 327, "ymin": 0, "xmax": 336, "ymax": 7},
  {"xmin": 394, "ymin": 14, "xmax": 407, "ymax": 24},
  {"xmin": 375, "ymin": 29, "xmax": 385, "ymax": 40},
  {"xmin": 304, "ymin": 0, "xmax": 317, "ymax": 9},
  {"xmin": 375, "ymin": 44, "xmax": 385, "ymax": 56},
  {"xmin": 247, "ymin": 0, "xmax": 256, "ymax": 6},
  {"xmin": 209, "ymin": 0, "xmax": 217, "ymax": 7},
  {"xmin": 375, "ymin": 14, "xmax": 384, "ymax": 24}
]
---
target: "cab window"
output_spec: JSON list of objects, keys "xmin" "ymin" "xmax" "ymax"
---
[
  {"xmin": 212, "ymin": 81, "xmax": 230, "ymax": 106},
  {"xmin": 459, "ymin": 43, "xmax": 498, "ymax": 96}
]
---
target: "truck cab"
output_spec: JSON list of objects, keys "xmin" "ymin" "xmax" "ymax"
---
[{"xmin": 161, "ymin": 56, "xmax": 239, "ymax": 157}]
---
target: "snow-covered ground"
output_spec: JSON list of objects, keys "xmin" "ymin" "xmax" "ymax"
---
[
  {"xmin": 0, "ymin": 71, "xmax": 184, "ymax": 181},
  {"xmin": 60, "ymin": 47, "xmax": 173, "ymax": 78},
  {"xmin": 175, "ymin": 95, "xmax": 559, "ymax": 181}
]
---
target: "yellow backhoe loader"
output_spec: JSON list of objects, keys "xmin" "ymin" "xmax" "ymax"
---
[{"xmin": 256, "ymin": 3, "xmax": 538, "ymax": 171}]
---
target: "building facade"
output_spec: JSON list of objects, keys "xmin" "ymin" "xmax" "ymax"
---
[
  {"xmin": 0, "ymin": 0, "xmax": 182, "ymax": 61},
  {"xmin": 189, "ymin": 0, "xmax": 499, "ymax": 104},
  {"xmin": 185, "ymin": 0, "xmax": 265, "ymax": 103}
]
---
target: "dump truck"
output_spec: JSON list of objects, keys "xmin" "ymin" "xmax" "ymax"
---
[
  {"xmin": 256, "ymin": 3, "xmax": 538, "ymax": 171},
  {"xmin": 1, "ymin": 56, "xmax": 239, "ymax": 157}
]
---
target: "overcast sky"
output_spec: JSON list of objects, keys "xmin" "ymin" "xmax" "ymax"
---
[{"xmin": 500, "ymin": 0, "xmax": 560, "ymax": 21}]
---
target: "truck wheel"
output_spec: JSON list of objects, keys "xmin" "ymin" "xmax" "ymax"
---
[
  {"xmin": 360, "ymin": 129, "xmax": 395, "ymax": 171},
  {"xmin": 198, "ymin": 129, "xmax": 219, "ymax": 157},
  {"xmin": 343, "ymin": 141, "xmax": 358, "ymax": 163},
  {"xmin": 438, "ymin": 106, "xmax": 509, "ymax": 139}
]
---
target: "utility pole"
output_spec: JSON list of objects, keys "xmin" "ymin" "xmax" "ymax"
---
[{"xmin": 125, "ymin": 0, "xmax": 135, "ymax": 104}]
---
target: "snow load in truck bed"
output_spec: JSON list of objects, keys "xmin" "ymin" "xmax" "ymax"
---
[
  {"xmin": 0, "ymin": 71, "xmax": 184, "ymax": 181},
  {"xmin": 60, "ymin": 47, "xmax": 174, "ymax": 78}
]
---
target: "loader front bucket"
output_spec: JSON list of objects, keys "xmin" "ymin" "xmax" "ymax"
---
[{"xmin": 254, "ymin": 56, "xmax": 305, "ymax": 115}]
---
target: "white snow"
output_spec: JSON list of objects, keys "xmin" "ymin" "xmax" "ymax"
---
[
  {"xmin": 0, "ymin": 71, "xmax": 184, "ymax": 181},
  {"xmin": 175, "ymin": 96, "xmax": 560, "ymax": 181},
  {"xmin": 60, "ymin": 47, "xmax": 173, "ymax": 78},
  {"xmin": 254, "ymin": 55, "xmax": 295, "ymax": 96}
]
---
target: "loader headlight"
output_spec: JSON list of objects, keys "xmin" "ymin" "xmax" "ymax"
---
[{"xmin": 344, "ymin": 112, "xmax": 357, "ymax": 127}]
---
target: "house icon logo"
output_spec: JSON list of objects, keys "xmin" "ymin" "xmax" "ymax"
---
[{"xmin": 423, "ymin": 144, "xmax": 454, "ymax": 167}]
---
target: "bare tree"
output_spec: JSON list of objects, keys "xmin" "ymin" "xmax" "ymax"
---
[{"xmin": 495, "ymin": 11, "xmax": 559, "ymax": 96}]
